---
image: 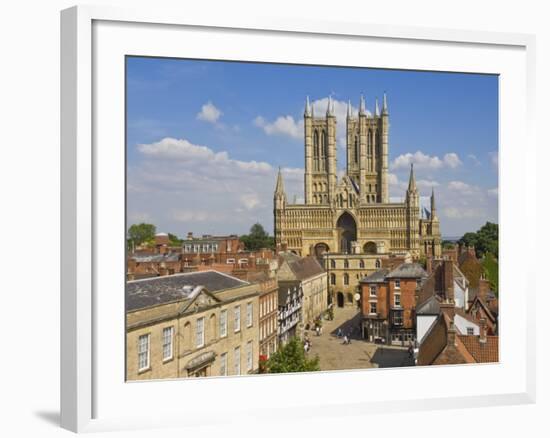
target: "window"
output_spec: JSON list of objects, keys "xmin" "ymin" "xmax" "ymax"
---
[
  {"xmin": 416, "ymin": 279, "xmax": 422, "ymax": 288},
  {"xmin": 234, "ymin": 347, "xmax": 241, "ymax": 375},
  {"xmin": 375, "ymin": 259, "xmax": 381, "ymax": 269},
  {"xmin": 226, "ymin": 258, "xmax": 235, "ymax": 264},
  {"xmin": 344, "ymin": 260, "xmax": 349, "ymax": 268},
  {"xmin": 196, "ymin": 317, "xmax": 205, "ymax": 348},
  {"xmin": 212, "ymin": 243, "xmax": 219, "ymax": 252},
  {"xmin": 330, "ymin": 259, "xmax": 336, "ymax": 269},
  {"xmin": 246, "ymin": 302, "xmax": 253, "ymax": 327},
  {"xmin": 467, "ymin": 327, "xmax": 474, "ymax": 335},
  {"xmin": 246, "ymin": 341, "xmax": 253, "ymax": 371},
  {"xmin": 343, "ymin": 273, "xmax": 349, "ymax": 285},
  {"xmin": 162, "ymin": 326, "xmax": 174, "ymax": 361},
  {"xmin": 193, "ymin": 244, "xmax": 200, "ymax": 252},
  {"xmin": 138, "ymin": 334, "xmax": 150, "ymax": 371},
  {"xmin": 369, "ymin": 303, "xmax": 377, "ymax": 314},
  {"xmin": 234, "ymin": 306, "xmax": 241, "ymax": 332},
  {"xmin": 394, "ymin": 293, "xmax": 401, "ymax": 307},
  {"xmin": 394, "ymin": 279, "xmax": 401, "ymax": 289},
  {"xmin": 330, "ymin": 273, "xmax": 336, "ymax": 285},
  {"xmin": 202, "ymin": 244, "xmax": 209, "ymax": 252},
  {"xmin": 393, "ymin": 311, "xmax": 403, "ymax": 325},
  {"xmin": 220, "ymin": 309, "xmax": 227, "ymax": 337},
  {"xmin": 370, "ymin": 285, "xmax": 377, "ymax": 297},
  {"xmin": 359, "ymin": 260, "xmax": 365, "ymax": 268},
  {"xmin": 220, "ymin": 352, "xmax": 227, "ymax": 376}
]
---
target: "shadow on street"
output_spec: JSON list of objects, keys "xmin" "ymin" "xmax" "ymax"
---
[
  {"xmin": 330, "ymin": 310, "xmax": 363, "ymax": 339},
  {"xmin": 370, "ymin": 347, "xmax": 415, "ymax": 368}
]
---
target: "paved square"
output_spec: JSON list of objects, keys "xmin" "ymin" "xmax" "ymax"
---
[{"xmin": 304, "ymin": 306, "xmax": 415, "ymax": 370}]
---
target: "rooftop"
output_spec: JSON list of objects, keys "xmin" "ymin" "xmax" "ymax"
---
[
  {"xmin": 126, "ymin": 270, "xmax": 248, "ymax": 312},
  {"xmin": 386, "ymin": 262, "xmax": 428, "ymax": 279},
  {"xmin": 360, "ymin": 269, "xmax": 390, "ymax": 284}
]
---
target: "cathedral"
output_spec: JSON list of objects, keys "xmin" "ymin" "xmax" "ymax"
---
[{"xmin": 273, "ymin": 94, "xmax": 441, "ymax": 263}]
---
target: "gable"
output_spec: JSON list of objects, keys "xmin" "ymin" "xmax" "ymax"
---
[{"xmin": 179, "ymin": 287, "xmax": 222, "ymax": 314}]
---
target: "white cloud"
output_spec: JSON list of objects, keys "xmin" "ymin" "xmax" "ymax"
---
[
  {"xmin": 417, "ymin": 179, "xmax": 440, "ymax": 189},
  {"xmin": 391, "ymin": 150, "xmax": 462, "ymax": 170},
  {"xmin": 442, "ymin": 207, "xmax": 485, "ymax": 219},
  {"xmin": 447, "ymin": 180, "xmax": 480, "ymax": 195},
  {"xmin": 254, "ymin": 115, "xmax": 302, "ymax": 139},
  {"xmin": 489, "ymin": 151, "xmax": 498, "ymax": 169},
  {"xmin": 240, "ymin": 193, "xmax": 261, "ymax": 210},
  {"xmin": 467, "ymin": 154, "xmax": 481, "ymax": 166},
  {"xmin": 488, "ymin": 187, "xmax": 498, "ymax": 197},
  {"xmin": 197, "ymin": 101, "xmax": 222, "ymax": 123}
]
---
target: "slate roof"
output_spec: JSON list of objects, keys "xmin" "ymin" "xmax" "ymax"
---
[
  {"xmin": 457, "ymin": 335, "xmax": 499, "ymax": 363},
  {"xmin": 279, "ymin": 253, "xmax": 325, "ymax": 281},
  {"xmin": 131, "ymin": 253, "xmax": 180, "ymax": 263},
  {"xmin": 416, "ymin": 295, "xmax": 441, "ymax": 315},
  {"xmin": 126, "ymin": 270, "xmax": 248, "ymax": 312},
  {"xmin": 386, "ymin": 263, "xmax": 427, "ymax": 279},
  {"xmin": 359, "ymin": 269, "xmax": 389, "ymax": 284}
]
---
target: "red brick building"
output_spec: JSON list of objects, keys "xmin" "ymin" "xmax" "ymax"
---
[{"xmin": 360, "ymin": 263, "xmax": 427, "ymax": 345}]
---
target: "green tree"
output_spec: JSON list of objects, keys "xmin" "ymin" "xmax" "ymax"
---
[
  {"xmin": 240, "ymin": 223, "xmax": 274, "ymax": 251},
  {"xmin": 168, "ymin": 233, "xmax": 182, "ymax": 246},
  {"xmin": 127, "ymin": 223, "xmax": 156, "ymax": 247},
  {"xmin": 482, "ymin": 252, "xmax": 499, "ymax": 295},
  {"xmin": 458, "ymin": 222, "xmax": 498, "ymax": 259},
  {"xmin": 266, "ymin": 337, "xmax": 320, "ymax": 373}
]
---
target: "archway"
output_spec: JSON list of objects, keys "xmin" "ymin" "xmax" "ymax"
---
[
  {"xmin": 364, "ymin": 241, "xmax": 377, "ymax": 254},
  {"xmin": 337, "ymin": 292, "xmax": 344, "ymax": 308},
  {"xmin": 337, "ymin": 212, "xmax": 357, "ymax": 254},
  {"xmin": 314, "ymin": 242, "xmax": 329, "ymax": 259}
]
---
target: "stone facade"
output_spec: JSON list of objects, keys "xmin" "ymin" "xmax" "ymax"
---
[
  {"xmin": 273, "ymin": 95, "xmax": 441, "ymax": 261},
  {"xmin": 126, "ymin": 271, "xmax": 260, "ymax": 380}
]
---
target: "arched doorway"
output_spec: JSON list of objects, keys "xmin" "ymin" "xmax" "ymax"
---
[
  {"xmin": 364, "ymin": 241, "xmax": 377, "ymax": 254},
  {"xmin": 337, "ymin": 212, "xmax": 357, "ymax": 254},
  {"xmin": 314, "ymin": 242, "xmax": 329, "ymax": 260},
  {"xmin": 337, "ymin": 292, "xmax": 344, "ymax": 308}
]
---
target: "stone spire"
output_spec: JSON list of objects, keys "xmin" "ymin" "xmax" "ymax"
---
[
  {"xmin": 407, "ymin": 163, "xmax": 417, "ymax": 193},
  {"xmin": 431, "ymin": 187, "xmax": 437, "ymax": 219},
  {"xmin": 347, "ymin": 99, "xmax": 352, "ymax": 118},
  {"xmin": 304, "ymin": 96, "xmax": 312, "ymax": 117},
  {"xmin": 275, "ymin": 166, "xmax": 286, "ymax": 195},
  {"xmin": 375, "ymin": 97, "xmax": 380, "ymax": 117},
  {"xmin": 359, "ymin": 94, "xmax": 366, "ymax": 116},
  {"xmin": 327, "ymin": 95, "xmax": 335, "ymax": 117},
  {"xmin": 382, "ymin": 92, "xmax": 388, "ymax": 115}
]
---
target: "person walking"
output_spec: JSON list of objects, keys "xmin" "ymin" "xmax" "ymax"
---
[{"xmin": 337, "ymin": 328, "xmax": 343, "ymax": 338}]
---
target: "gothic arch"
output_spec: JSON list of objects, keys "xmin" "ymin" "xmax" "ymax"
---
[
  {"xmin": 336, "ymin": 211, "xmax": 357, "ymax": 254},
  {"xmin": 314, "ymin": 242, "xmax": 330, "ymax": 258},
  {"xmin": 364, "ymin": 241, "xmax": 377, "ymax": 254}
]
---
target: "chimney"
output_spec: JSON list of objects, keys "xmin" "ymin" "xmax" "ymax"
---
[
  {"xmin": 479, "ymin": 318, "xmax": 487, "ymax": 343},
  {"xmin": 426, "ymin": 256, "xmax": 433, "ymax": 274},
  {"xmin": 478, "ymin": 278, "xmax": 490, "ymax": 303},
  {"xmin": 447, "ymin": 318, "xmax": 456, "ymax": 347},
  {"xmin": 443, "ymin": 260, "xmax": 454, "ymax": 303},
  {"xmin": 440, "ymin": 299, "xmax": 455, "ymax": 320},
  {"xmin": 467, "ymin": 245, "xmax": 476, "ymax": 258}
]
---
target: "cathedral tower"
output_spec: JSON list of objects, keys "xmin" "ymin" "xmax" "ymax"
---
[{"xmin": 304, "ymin": 96, "xmax": 337, "ymax": 205}]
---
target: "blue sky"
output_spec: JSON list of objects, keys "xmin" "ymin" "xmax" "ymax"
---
[{"xmin": 126, "ymin": 57, "xmax": 498, "ymax": 238}]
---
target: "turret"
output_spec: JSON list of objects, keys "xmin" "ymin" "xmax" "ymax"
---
[
  {"xmin": 274, "ymin": 167, "xmax": 287, "ymax": 210},
  {"xmin": 359, "ymin": 94, "xmax": 367, "ymax": 116},
  {"xmin": 304, "ymin": 96, "xmax": 313, "ymax": 204},
  {"xmin": 375, "ymin": 98, "xmax": 380, "ymax": 117},
  {"xmin": 304, "ymin": 95, "xmax": 312, "ymax": 117},
  {"xmin": 379, "ymin": 92, "xmax": 389, "ymax": 203},
  {"xmin": 406, "ymin": 163, "xmax": 419, "ymax": 208},
  {"xmin": 430, "ymin": 187, "xmax": 438, "ymax": 220},
  {"xmin": 382, "ymin": 91, "xmax": 388, "ymax": 115}
]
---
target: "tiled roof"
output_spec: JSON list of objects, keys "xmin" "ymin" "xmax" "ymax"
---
[
  {"xmin": 279, "ymin": 254, "xmax": 325, "ymax": 281},
  {"xmin": 131, "ymin": 253, "xmax": 180, "ymax": 263},
  {"xmin": 416, "ymin": 295, "xmax": 441, "ymax": 315},
  {"xmin": 126, "ymin": 270, "xmax": 248, "ymax": 312},
  {"xmin": 457, "ymin": 335, "xmax": 499, "ymax": 363},
  {"xmin": 386, "ymin": 263, "xmax": 427, "ymax": 279},
  {"xmin": 360, "ymin": 269, "xmax": 389, "ymax": 284}
]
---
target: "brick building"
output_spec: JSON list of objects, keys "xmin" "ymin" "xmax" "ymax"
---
[{"xmin": 359, "ymin": 263, "xmax": 427, "ymax": 345}]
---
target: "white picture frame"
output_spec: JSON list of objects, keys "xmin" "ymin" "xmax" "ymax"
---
[{"xmin": 61, "ymin": 5, "xmax": 536, "ymax": 433}]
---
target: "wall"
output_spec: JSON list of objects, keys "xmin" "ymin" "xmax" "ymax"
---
[{"xmin": 1, "ymin": 0, "xmax": 548, "ymax": 437}]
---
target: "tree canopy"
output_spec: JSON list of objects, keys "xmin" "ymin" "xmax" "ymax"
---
[
  {"xmin": 127, "ymin": 223, "xmax": 156, "ymax": 247},
  {"xmin": 266, "ymin": 337, "xmax": 320, "ymax": 373},
  {"xmin": 458, "ymin": 222, "xmax": 498, "ymax": 259},
  {"xmin": 168, "ymin": 233, "xmax": 182, "ymax": 246},
  {"xmin": 240, "ymin": 223, "xmax": 274, "ymax": 251}
]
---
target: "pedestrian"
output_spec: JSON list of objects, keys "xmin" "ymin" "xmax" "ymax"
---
[
  {"xmin": 343, "ymin": 335, "xmax": 348, "ymax": 345},
  {"xmin": 337, "ymin": 328, "xmax": 342, "ymax": 338},
  {"xmin": 347, "ymin": 331, "xmax": 352, "ymax": 344},
  {"xmin": 316, "ymin": 326, "xmax": 320, "ymax": 336}
]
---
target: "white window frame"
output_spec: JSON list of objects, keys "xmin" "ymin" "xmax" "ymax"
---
[
  {"xmin": 226, "ymin": 258, "xmax": 235, "ymax": 264},
  {"xmin": 196, "ymin": 317, "xmax": 205, "ymax": 348},
  {"xmin": 219, "ymin": 309, "xmax": 227, "ymax": 338},
  {"xmin": 246, "ymin": 341, "xmax": 253, "ymax": 371},
  {"xmin": 246, "ymin": 302, "xmax": 253, "ymax": 328},
  {"xmin": 370, "ymin": 302, "xmax": 377, "ymax": 315},
  {"xmin": 137, "ymin": 334, "xmax": 150, "ymax": 372},
  {"xmin": 162, "ymin": 326, "xmax": 173, "ymax": 361},
  {"xmin": 234, "ymin": 346, "xmax": 241, "ymax": 375},
  {"xmin": 394, "ymin": 293, "xmax": 401, "ymax": 307},
  {"xmin": 370, "ymin": 285, "xmax": 377, "ymax": 297},
  {"xmin": 220, "ymin": 352, "xmax": 227, "ymax": 376},
  {"xmin": 234, "ymin": 305, "xmax": 241, "ymax": 332},
  {"xmin": 394, "ymin": 279, "xmax": 401, "ymax": 290}
]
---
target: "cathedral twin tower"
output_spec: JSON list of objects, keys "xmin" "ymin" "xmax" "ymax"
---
[
  {"xmin": 274, "ymin": 94, "xmax": 441, "ymax": 261},
  {"xmin": 304, "ymin": 94, "xmax": 389, "ymax": 207}
]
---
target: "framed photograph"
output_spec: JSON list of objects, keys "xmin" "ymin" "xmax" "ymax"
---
[{"xmin": 61, "ymin": 5, "xmax": 536, "ymax": 433}]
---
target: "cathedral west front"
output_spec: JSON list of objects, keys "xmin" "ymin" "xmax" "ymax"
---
[{"xmin": 273, "ymin": 95, "xmax": 442, "ymax": 306}]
